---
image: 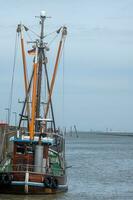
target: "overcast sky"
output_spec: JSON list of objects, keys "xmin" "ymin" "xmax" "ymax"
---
[{"xmin": 0, "ymin": 0, "xmax": 132, "ymax": 132}]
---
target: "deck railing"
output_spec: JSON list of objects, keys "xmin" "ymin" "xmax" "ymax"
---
[{"xmin": 0, "ymin": 163, "xmax": 64, "ymax": 176}]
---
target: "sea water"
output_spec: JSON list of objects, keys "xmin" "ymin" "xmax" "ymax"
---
[{"xmin": 0, "ymin": 132, "xmax": 133, "ymax": 200}]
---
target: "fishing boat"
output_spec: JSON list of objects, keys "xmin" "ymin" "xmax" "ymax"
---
[{"xmin": 0, "ymin": 11, "xmax": 68, "ymax": 194}]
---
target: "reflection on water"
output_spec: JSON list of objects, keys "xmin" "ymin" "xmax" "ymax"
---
[
  {"xmin": 0, "ymin": 194, "xmax": 66, "ymax": 200},
  {"xmin": 1, "ymin": 132, "xmax": 133, "ymax": 200}
]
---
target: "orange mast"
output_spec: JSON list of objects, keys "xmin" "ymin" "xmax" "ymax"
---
[
  {"xmin": 44, "ymin": 27, "xmax": 67, "ymax": 119},
  {"xmin": 18, "ymin": 24, "xmax": 30, "ymax": 121},
  {"xmin": 29, "ymin": 48, "xmax": 38, "ymax": 140},
  {"xmin": 20, "ymin": 27, "xmax": 29, "ymax": 95}
]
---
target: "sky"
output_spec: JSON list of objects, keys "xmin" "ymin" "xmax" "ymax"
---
[{"xmin": 0, "ymin": 0, "xmax": 132, "ymax": 132}]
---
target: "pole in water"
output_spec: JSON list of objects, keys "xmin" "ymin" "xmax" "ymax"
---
[
  {"xmin": 74, "ymin": 125, "xmax": 78, "ymax": 138},
  {"xmin": 64, "ymin": 127, "xmax": 67, "ymax": 136},
  {"xmin": 70, "ymin": 126, "xmax": 72, "ymax": 137}
]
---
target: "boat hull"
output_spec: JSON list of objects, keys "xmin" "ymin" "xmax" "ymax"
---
[
  {"xmin": 0, "ymin": 183, "xmax": 68, "ymax": 194},
  {"xmin": 0, "ymin": 172, "xmax": 68, "ymax": 194}
]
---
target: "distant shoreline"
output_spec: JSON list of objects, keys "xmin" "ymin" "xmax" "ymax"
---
[{"xmin": 66, "ymin": 131, "xmax": 133, "ymax": 137}]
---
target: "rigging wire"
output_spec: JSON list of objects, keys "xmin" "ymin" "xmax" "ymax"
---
[
  {"xmin": 26, "ymin": 26, "xmax": 58, "ymax": 39},
  {"xmin": 41, "ymin": 33, "xmax": 60, "ymax": 119},
  {"xmin": 26, "ymin": 25, "xmax": 61, "ymax": 43},
  {"xmin": 48, "ymin": 34, "xmax": 59, "ymax": 47},
  {"xmin": 24, "ymin": 30, "xmax": 33, "ymax": 105},
  {"xmin": 44, "ymin": 30, "xmax": 59, "ymax": 38},
  {"xmin": 27, "ymin": 27, "xmax": 40, "ymax": 38},
  {"xmin": 44, "ymin": 33, "xmax": 59, "ymax": 118},
  {"xmin": 62, "ymin": 41, "xmax": 65, "ymax": 127},
  {"xmin": 8, "ymin": 32, "xmax": 19, "ymax": 125},
  {"xmin": 48, "ymin": 36, "xmax": 66, "ymax": 128},
  {"xmin": 25, "ymin": 30, "xmax": 33, "ymax": 42}
]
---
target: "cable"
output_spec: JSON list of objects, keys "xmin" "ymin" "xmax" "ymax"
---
[
  {"xmin": 62, "ymin": 42, "xmax": 65, "ymax": 127},
  {"xmin": 44, "ymin": 30, "xmax": 58, "ymax": 38},
  {"xmin": 27, "ymin": 27, "xmax": 40, "ymax": 38},
  {"xmin": 25, "ymin": 30, "xmax": 33, "ymax": 42},
  {"xmin": 8, "ymin": 32, "xmax": 19, "ymax": 125},
  {"xmin": 48, "ymin": 34, "xmax": 59, "ymax": 46}
]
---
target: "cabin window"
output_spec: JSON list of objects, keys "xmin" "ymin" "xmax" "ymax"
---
[
  {"xmin": 16, "ymin": 143, "xmax": 34, "ymax": 155},
  {"xmin": 26, "ymin": 146, "xmax": 33, "ymax": 154},
  {"xmin": 16, "ymin": 144, "xmax": 25, "ymax": 154}
]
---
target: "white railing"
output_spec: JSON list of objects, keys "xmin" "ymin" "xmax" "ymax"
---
[{"xmin": 0, "ymin": 164, "xmax": 64, "ymax": 176}]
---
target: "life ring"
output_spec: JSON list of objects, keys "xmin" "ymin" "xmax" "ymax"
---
[
  {"xmin": 2, "ymin": 174, "xmax": 12, "ymax": 185},
  {"xmin": 44, "ymin": 176, "xmax": 58, "ymax": 189},
  {"xmin": 44, "ymin": 176, "xmax": 52, "ymax": 188},
  {"xmin": 51, "ymin": 177, "xmax": 58, "ymax": 189}
]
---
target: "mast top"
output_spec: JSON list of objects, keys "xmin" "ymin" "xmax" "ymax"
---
[
  {"xmin": 40, "ymin": 11, "xmax": 46, "ymax": 18},
  {"xmin": 39, "ymin": 11, "xmax": 46, "ymax": 46}
]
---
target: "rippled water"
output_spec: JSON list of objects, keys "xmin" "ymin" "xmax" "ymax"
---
[{"xmin": 1, "ymin": 132, "xmax": 133, "ymax": 200}]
